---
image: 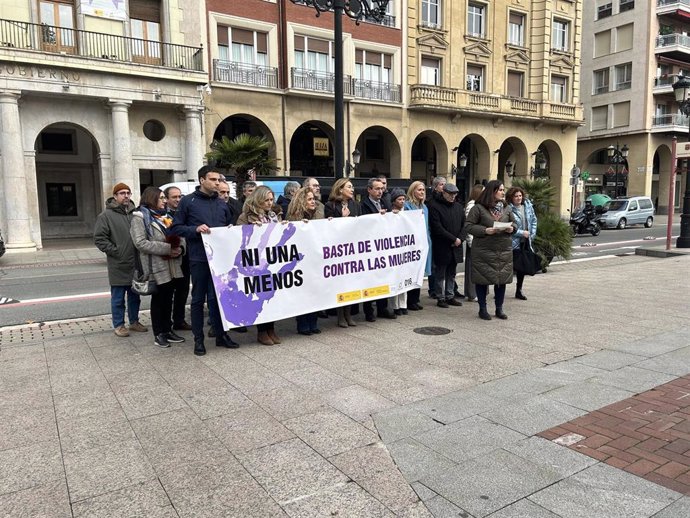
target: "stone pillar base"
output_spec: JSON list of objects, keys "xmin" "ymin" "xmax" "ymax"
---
[{"xmin": 5, "ymin": 241, "xmax": 37, "ymax": 252}]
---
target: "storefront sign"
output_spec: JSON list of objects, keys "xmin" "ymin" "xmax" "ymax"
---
[
  {"xmin": 313, "ymin": 137, "xmax": 329, "ymax": 157},
  {"xmin": 203, "ymin": 211, "xmax": 429, "ymax": 328}
]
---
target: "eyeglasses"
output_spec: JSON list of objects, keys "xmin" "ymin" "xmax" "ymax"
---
[
  {"xmin": 116, "ymin": 191, "xmax": 131, "ymax": 196},
  {"xmin": 159, "ymin": 196, "xmax": 167, "ymax": 200}
]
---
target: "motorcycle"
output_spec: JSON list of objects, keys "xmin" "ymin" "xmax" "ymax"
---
[{"xmin": 569, "ymin": 204, "xmax": 602, "ymax": 237}]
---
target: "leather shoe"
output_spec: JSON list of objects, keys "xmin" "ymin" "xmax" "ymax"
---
[
  {"xmin": 365, "ymin": 314, "xmax": 376, "ymax": 322},
  {"xmin": 173, "ymin": 321, "xmax": 192, "ymax": 331},
  {"xmin": 298, "ymin": 330, "xmax": 312, "ymax": 336},
  {"xmin": 378, "ymin": 310, "xmax": 397, "ymax": 319},
  {"xmin": 515, "ymin": 292, "xmax": 527, "ymax": 300},
  {"xmin": 401, "ymin": 309, "xmax": 408, "ymax": 315},
  {"xmin": 257, "ymin": 331, "xmax": 274, "ymax": 346},
  {"xmin": 310, "ymin": 329, "xmax": 322, "ymax": 334},
  {"xmin": 207, "ymin": 328, "xmax": 216, "ymax": 338},
  {"xmin": 216, "ymin": 333, "xmax": 240, "ymax": 348},
  {"xmin": 194, "ymin": 340, "xmax": 206, "ymax": 356},
  {"xmin": 437, "ymin": 299, "xmax": 449, "ymax": 308},
  {"xmin": 495, "ymin": 310, "xmax": 508, "ymax": 320},
  {"xmin": 478, "ymin": 309, "xmax": 492, "ymax": 320},
  {"xmin": 446, "ymin": 298, "xmax": 463, "ymax": 307},
  {"xmin": 154, "ymin": 334, "xmax": 171, "ymax": 348},
  {"xmin": 394, "ymin": 309, "xmax": 402, "ymax": 316},
  {"xmin": 165, "ymin": 331, "xmax": 185, "ymax": 343}
]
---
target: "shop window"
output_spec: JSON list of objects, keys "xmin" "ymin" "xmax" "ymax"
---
[{"xmin": 46, "ymin": 183, "xmax": 78, "ymax": 217}]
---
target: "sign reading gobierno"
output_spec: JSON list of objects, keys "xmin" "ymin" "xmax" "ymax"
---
[{"xmin": 203, "ymin": 211, "xmax": 429, "ymax": 328}]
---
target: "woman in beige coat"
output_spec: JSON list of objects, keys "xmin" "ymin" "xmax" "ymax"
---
[{"xmin": 130, "ymin": 186, "xmax": 185, "ymax": 347}]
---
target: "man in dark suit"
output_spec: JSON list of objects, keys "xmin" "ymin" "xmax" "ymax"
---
[{"xmin": 360, "ymin": 177, "xmax": 396, "ymax": 322}]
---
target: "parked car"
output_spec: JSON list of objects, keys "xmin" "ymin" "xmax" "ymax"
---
[
  {"xmin": 0, "ymin": 228, "xmax": 5, "ymax": 258},
  {"xmin": 596, "ymin": 196, "xmax": 655, "ymax": 229}
]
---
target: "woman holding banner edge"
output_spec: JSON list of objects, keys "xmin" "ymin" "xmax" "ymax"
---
[
  {"xmin": 286, "ymin": 187, "xmax": 323, "ymax": 335},
  {"xmin": 325, "ymin": 178, "xmax": 361, "ymax": 328},
  {"xmin": 237, "ymin": 186, "xmax": 283, "ymax": 346},
  {"xmin": 403, "ymin": 181, "xmax": 431, "ymax": 311}
]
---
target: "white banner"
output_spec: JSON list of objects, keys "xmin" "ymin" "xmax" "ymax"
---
[
  {"xmin": 203, "ymin": 211, "xmax": 429, "ymax": 328},
  {"xmin": 81, "ymin": 0, "xmax": 127, "ymax": 21}
]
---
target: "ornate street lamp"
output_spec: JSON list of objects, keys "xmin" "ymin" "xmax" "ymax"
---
[
  {"xmin": 530, "ymin": 151, "xmax": 547, "ymax": 178},
  {"xmin": 292, "ymin": 0, "xmax": 391, "ymax": 178},
  {"xmin": 607, "ymin": 143, "xmax": 629, "ymax": 199},
  {"xmin": 505, "ymin": 160, "xmax": 514, "ymax": 177},
  {"xmin": 672, "ymin": 75, "xmax": 690, "ymax": 247},
  {"xmin": 345, "ymin": 148, "xmax": 361, "ymax": 177}
]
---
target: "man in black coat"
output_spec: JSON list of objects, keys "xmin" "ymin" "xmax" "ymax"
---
[
  {"xmin": 428, "ymin": 183, "xmax": 465, "ymax": 308},
  {"xmin": 360, "ymin": 177, "xmax": 396, "ymax": 321}
]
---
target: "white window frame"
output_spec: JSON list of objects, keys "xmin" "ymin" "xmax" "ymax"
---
[
  {"xmin": 421, "ymin": 56, "xmax": 440, "ymax": 85},
  {"xmin": 551, "ymin": 75, "xmax": 568, "ymax": 103},
  {"xmin": 615, "ymin": 63, "xmax": 632, "ymax": 90},
  {"xmin": 467, "ymin": 2, "xmax": 486, "ymax": 38},
  {"xmin": 552, "ymin": 19, "xmax": 570, "ymax": 52},
  {"xmin": 593, "ymin": 68, "xmax": 609, "ymax": 95},
  {"xmin": 508, "ymin": 12, "xmax": 525, "ymax": 47},
  {"xmin": 466, "ymin": 64, "xmax": 484, "ymax": 92},
  {"xmin": 421, "ymin": 0, "xmax": 442, "ymax": 29}
]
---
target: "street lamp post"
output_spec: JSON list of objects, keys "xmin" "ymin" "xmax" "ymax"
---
[
  {"xmin": 672, "ymin": 75, "xmax": 690, "ymax": 247},
  {"xmin": 345, "ymin": 148, "xmax": 361, "ymax": 178},
  {"xmin": 292, "ymin": 0, "xmax": 390, "ymax": 178},
  {"xmin": 606, "ymin": 143, "xmax": 629, "ymax": 199},
  {"xmin": 530, "ymin": 151, "xmax": 547, "ymax": 178}
]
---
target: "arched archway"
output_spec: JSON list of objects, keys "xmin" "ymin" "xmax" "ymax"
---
[
  {"xmin": 453, "ymin": 134, "xmax": 491, "ymax": 201},
  {"xmin": 289, "ymin": 121, "xmax": 335, "ymax": 177},
  {"xmin": 536, "ymin": 139, "xmax": 565, "ymax": 208},
  {"xmin": 212, "ymin": 113, "xmax": 278, "ymax": 163},
  {"xmin": 352, "ymin": 126, "xmax": 402, "ymax": 178},
  {"xmin": 411, "ymin": 130, "xmax": 448, "ymax": 185},
  {"xmin": 496, "ymin": 137, "xmax": 528, "ymax": 185},
  {"xmin": 34, "ymin": 122, "xmax": 102, "ymax": 239}
]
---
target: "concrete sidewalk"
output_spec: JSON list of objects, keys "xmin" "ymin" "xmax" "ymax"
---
[{"xmin": 1, "ymin": 253, "xmax": 689, "ymax": 517}]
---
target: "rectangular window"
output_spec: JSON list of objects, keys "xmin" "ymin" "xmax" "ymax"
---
[
  {"xmin": 421, "ymin": 0, "xmax": 441, "ymax": 28},
  {"xmin": 467, "ymin": 3, "xmax": 485, "ymax": 38},
  {"xmin": 591, "ymin": 105, "xmax": 608, "ymax": 130},
  {"xmin": 507, "ymin": 70, "xmax": 523, "ymax": 97},
  {"xmin": 508, "ymin": 12, "xmax": 525, "ymax": 46},
  {"xmin": 355, "ymin": 50, "xmax": 392, "ymax": 84},
  {"xmin": 39, "ymin": 0, "xmax": 76, "ymax": 52},
  {"xmin": 620, "ymin": 0, "xmax": 634, "ymax": 12},
  {"xmin": 615, "ymin": 63, "xmax": 632, "ymax": 90},
  {"xmin": 616, "ymin": 24, "xmax": 633, "ymax": 52},
  {"xmin": 550, "ymin": 75, "xmax": 568, "ymax": 102},
  {"xmin": 613, "ymin": 101, "xmax": 631, "ymax": 127},
  {"xmin": 295, "ymin": 36, "xmax": 332, "ymax": 72},
  {"xmin": 552, "ymin": 19, "xmax": 569, "ymax": 52},
  {"xmin": 597, "ymin": 2, "xmax": 612, "ymax": 20},
  {"xmin": 130, "ymin": 0, "xmax": 161, "ymax": 65},
  {"xmin": 593, "ymin": 68, "xmax": 609, "ymax": 94},
  {"xmin": 421, "ymin": 56, "xmax": 440, "ymax": 85},
  {"xmin": 467, "ymin": 64, "xmax": 484, "ymax": 91},
  {"xmin": 594, "ymin": 30, "xmax": 611, "ymax": 58},
  {"xmin": 46, "ymin": 183, "xmax": 78, "ymax": 217}
]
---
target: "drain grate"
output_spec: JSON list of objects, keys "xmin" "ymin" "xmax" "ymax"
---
[{"xmin": 413, "ymin": 326, "xmax": 452, "ymax": 335}]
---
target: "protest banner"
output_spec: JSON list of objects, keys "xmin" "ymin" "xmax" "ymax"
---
[{"xmin": 202, "ymin": 211, "xmax": 429, "ymax": 328}]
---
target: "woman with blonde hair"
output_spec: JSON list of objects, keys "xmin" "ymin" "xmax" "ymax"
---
[
  {"xmin": 325, "ymin": 178, "xmax": 360, "ymax": 327},
  {"xmin": 403, "ymin": 181, "xmax": 431, "ymax": 311},
  {"xmin": 287, "ymin": 187, "xmax": 324, "ymax": 335},
  {"xmin": 237, "ymin": 186, "xmax": 283, "ymax": 345}
]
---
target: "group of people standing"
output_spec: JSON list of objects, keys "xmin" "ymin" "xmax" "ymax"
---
[{"xmin": 94, "ymin": 167, "xmax": 538, "ymax": 355}]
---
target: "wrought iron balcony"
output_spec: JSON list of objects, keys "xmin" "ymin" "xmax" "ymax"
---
[
  {"xmin": 291, "ymin": 67, "xmax": 352, "ymax": 94},
  {"xmin": 362, "ymin": 13, "xmax": 396, "ymax": 27},
  {"xmin": 0, "ymin": 18, "xmax": 203, "ymax": 71},
  {"xmin": 353, "ymin": 79, "xmax": 400, "ymax": 103},
  {"xmin": 213, "ymin": 60, "xmax": 277, "ymax": 88}
]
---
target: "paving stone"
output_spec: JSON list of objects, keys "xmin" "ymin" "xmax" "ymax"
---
[
  {"xmin": 487, "ymin": 499, "xmax": 560, "ymax": 518},
  {"xmin": 58, "ymin": 411, "xmax": 135, "ymax": 454},
  {"xmin": 205, "ymin": 405, "xmax": 295, "ymax": 454},
  {"xmin": 282, "ymin": 481, "xmax": 394, "ymax": 517},
  {"xmin": 543, "ymin": 381, "xmax": 636, "ymax": 412},
  {"xmin": 424, "ymin": 495, "xmax": 475, "ymax": 517},
  {"xmin": 409, "ymin": 389, "xmax": 505, "ymax": 425},
  {"xmin": 0, "ymin": 478, "xmax": 70, "ymax": 518},
  {"xmin": 282, "ymin": 363, "xmax": 353, "ymax": 392},
  {"xmin": 373, "ymin": 406, "xmax": 444, "ymax": 443},
  {"xmin": 652, "ymin": 496, "xmax": 690, "ymax": 517},
  {"xmin": 283, "ymin": 409, "xmax": 379, "ymax": 458},
  {"xmin": 236, "ymin": 438, "xmax": 348, "ymax": 504},
  {"xmin": 53, "ymin": 389, "xmax": 123, "ymax": 421},
  {"xmin": 249, "ymin": 385, "xmax": 331, "ymax": 421},
  {"xmin": 571, "ymin": 350, "xmax": 647, "ymax": 371},
  {"xmin": 331, "ymin": 442, "xmax": 420, "ymax": 513},
  {"xmin": 411, "ymin": 482, "xmax": 438, "ymax": 502},
  {"xmin": 529, "ymin": 462, "xmax": 681, "ymax": 518},
  {"xmin": 397, "ymin": 501, "xmax": 435, "ymax": 518},
  {"xmin": 323, "ymin": 385, "xmax": 397, "ymax": 422},
  {"xmin": 0, "ymin": 404, "xmax": 58, "ymax": 451},
  {"xmin": 0, "ymin": 440, "xmax": 64, "ymax": 495},
  {"xmin": 63, "ymin": 440, "xmax": 157, "ymax": 503},
  {"xmin": 481, "ymin": 395, "xmax": 587, "ymax": 436},
  {"xmin": 504, "ymin": 436, "xmax": 598, "ymax": 477},
  {"xmin": 634, "ymin": 347, "xmax": 690, "ymax": 377},
  {"xmin": 413, "ymin": 415, "xmax": 526, "ymax": 463},
  {"xmin": 608, "ymin": 331, "xmax": 690, "ymax": 358},
  {"xmin": 386, "ymin": 438, "xmax": 458, "ymax": 483},
  {"xmin": 71, "ymin": 479, "xmax": 176, "ymax": 518},
  {"xmin": 421, "ymin": 449, "xmax": 562, "ymax": 517},
  {"xmin": 172, "ymin": 379, "xmax": 255, "ymax": 420},
  {"xmin": 113, "ymin": 384, "xmax": 188, "ymax": 420},
  {"xmin": 589, "ymin": 367, "xmax": 676, "ymax": 394}
]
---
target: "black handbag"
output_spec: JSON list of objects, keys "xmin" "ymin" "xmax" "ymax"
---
[{"xmin": 513, "ymin": 240, "xmax": 540, "ymax": 276}]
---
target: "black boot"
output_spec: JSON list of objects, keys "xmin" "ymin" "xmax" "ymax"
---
[
  {"xmin": 194, "ymin": 340, "xmax": 206, "ymax": 356},
  {"xmin": 478, "ymin": 306, "xmax": 492, "ymax": 320},
  {"xmin": 515, "ymin": 291, "xmax": 527, "ymax": 300},
  {"xmin": 495, "ymin": 308, "xmax": 508, "ymax": 320}
]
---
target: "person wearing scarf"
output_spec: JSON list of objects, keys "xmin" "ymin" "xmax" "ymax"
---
[
  {"xmin": 464, "ymin": 180, "xmax": 517, "ymax": 321},
  {"xmin": 130, "ymin": 186, "xmax": 186, "ymax": 348}
]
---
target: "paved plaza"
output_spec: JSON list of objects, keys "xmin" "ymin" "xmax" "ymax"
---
[{"xmin": 1, "ymin": 251, "xmax": 690, "ymax": 517}]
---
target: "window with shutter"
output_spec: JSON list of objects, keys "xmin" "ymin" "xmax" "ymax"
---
[
  {"xmin": 421, "ymin": 56, "xmax": 440, "ymax": 85},
  {"xmin": 613, "ymin": 101, "xmax": 630, "ymax": 127},
  {"xmin": 616, "ymin": 24, "xmax": 633, "ymax": 52},
  {"xmin": 550, "ymin": 75, "xmax": 568, "ymax": 102},
  {"xmin": 591, "ymin": 105, "xmax": 608, "ymax": 130},
  {"xmin": 508, "ymin": 12, "xmax": 525, "ymax": 46},
  {"xmin": 594, "ymin": 30, "xmax": 611, "ymax": 58},
  {"xmin": 507, "ymin": 71, "xmax": 523, "ymax": 97}
]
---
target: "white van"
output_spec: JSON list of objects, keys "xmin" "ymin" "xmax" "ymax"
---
[{"xmin": 597, "ymin": 196, "xmax": 655, "ymax": 229}]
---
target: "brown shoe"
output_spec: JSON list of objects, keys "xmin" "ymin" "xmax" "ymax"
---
[
  {"xmin": 129, "ymin": 321, "xmax": 148, "ymax": 332},
  {"xmin": 114, "ymin": 325, "xmax": 129, "ymax": 337},
  {"xmin": 267, "ymin": 329, "xmax": 282, "ymax": 344},
  {"xmin": 257, "ymin": 331, "xmax": 274, "ymax": 346}
]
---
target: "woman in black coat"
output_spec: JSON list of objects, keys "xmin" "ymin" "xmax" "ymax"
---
[
  {"xmin": 464, "ymin": 180, "xmax": 517, "ymax": 321},
  {"xmin": 427, "ymin": 183, "xmax": 465, "ymax": 308}
]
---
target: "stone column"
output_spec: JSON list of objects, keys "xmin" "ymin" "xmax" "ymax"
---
[
  {"xmin": 108, "ymin": 100, "xmax": 136, "ymax": 198},
  {"xmin": 0, "ymin": 91, "xmax": 36, "ymax": 250},
  {"xmin": 184, "ymin": 105, "xmax": 204, "ymax": 181}
]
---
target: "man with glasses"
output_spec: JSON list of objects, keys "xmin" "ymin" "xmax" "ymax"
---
[
  {"xmin": 94, "ymin": 182, "xmax": 148, "ymax": 337},
  {"xmin": 171, "ymin": 166, "xmax": 238, "ymax": 355}
]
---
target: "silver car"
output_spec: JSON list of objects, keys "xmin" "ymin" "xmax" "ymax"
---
[{"xmin": 597, "ymin": 196, "xmax": 655, "ymax": 229}]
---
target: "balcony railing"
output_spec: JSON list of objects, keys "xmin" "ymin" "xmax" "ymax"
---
[
  {"xmin": 509, "ymin": 97, "xmax": 539, "ymax": 113},
  {"xmin": 353, "ymin": 79, "xmax": 401, "ymax": 102},
  {"xmin": 0, "ymin": 18, "xmax": 203, "ymax": 71},
  {"xmin": 362, "ymin": 14, "xmax": 396, "ymax": 27},
  {"xmin": 213, "ymin": 59, "xmax": 277, "ymax": 88},
  {"xmin": 291, "ymin": 68, "xmax": 352, "ymax": 94},
  {"xmin": 656, "ymin": 33, "xmax": 690, "ymax": 50},
  {"xmin": 410, "ymin": 84, "xmax": 458, "ymax": 105},
  {"xmin": 654, "ymin": 74, "xmax": 681, "ymax": 88},
  {"xmin": 657, "ymin": 0, "xmax": 690, "ymax": 7},
  {"xmin": 469, "ymin": 93, "xmax": 499, "ymax": 109},
  {"xmin": 652, "ymin": 113, "xmax": 690, "ymax": 127}
]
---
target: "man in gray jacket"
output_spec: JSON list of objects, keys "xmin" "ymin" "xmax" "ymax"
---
[{"xmin": 94, "ymin": 182, "xmax": 148, "ymax": 337}]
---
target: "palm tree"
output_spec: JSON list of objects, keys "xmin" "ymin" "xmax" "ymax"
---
[{"xmin": 206, "ymin": 134, "xmax": 279, "ymax": 198}]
